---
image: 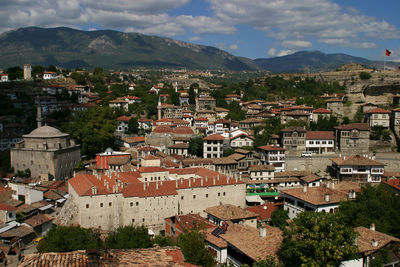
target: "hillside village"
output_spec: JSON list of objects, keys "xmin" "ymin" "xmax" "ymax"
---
[{"xmin": 1, "ymin": 64, "xmax": 400, "ymax": 266}]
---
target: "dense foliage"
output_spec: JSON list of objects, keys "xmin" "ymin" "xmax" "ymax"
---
[
  {"xmin": 37, "ymin": 226, "xmax": 103, "ymax": 252},
  {"xmin": 280, "ymin": 212, "xmax": 358, "ymax": 267},
  {"xmin": 338, "ymin": 184, "xmax": 400, "ymax": 238},
  {"xmin": 61, "ymin": 106, "xmax": 118, "ymax": 157},
  {"xmin": 105, "ymin": 226, "xmax": 153, "ymax": 249},
  {"xmin": 189, "ymin": 136, "xmax": 204, "ymax": 157},
  {"xmin": 270, "ymin": 209, "xmax": 289, "ymax": 229},
  {"xmin": 177, "ymin": 230, "xmax": 215, "ymax": 267}
]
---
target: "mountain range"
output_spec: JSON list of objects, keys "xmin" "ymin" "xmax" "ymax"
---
[{"xmin": 0, "ymin": 27, "xmax": 398, "ymax": 73}]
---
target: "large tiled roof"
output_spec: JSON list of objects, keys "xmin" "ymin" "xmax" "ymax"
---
[
  {"xmin": 280, "ymin": 126, "xmax": 306, "ymax": 133},
  {"xmin": 23, "ymin": 214, "xmax": 53, "ymax": 228},
  {"xmin": 365, "ymin": 107, "xmax": 391, "ymax": 114},
  {"xmin": 335, "ymin": 123, "xmax": 370, "ymax": 131},
  {"xmin": 116, "ymin": 115, "xmax": 131, "ymax": 121},
  {"xmin": 172, "ymin": 126, "xmax": 194, "ymax": 135},
  {"xmin": 245, "ymin": 203, "xmax": 281, "ymax": 221},
  {"xmin": 123, "ymin": 136, "xmax": 145, "ymax": 143},
  {"xmin": 355, "ymin": 226, "xmax": 400, "ymax": 255},
  {"xmin": 220, "ymin": 223, "xmax": 283, "ymax": 261},
  {"xmin": 282, "ymin": 187, "xmax": 348, "ymax": 206},
  {"xmin": 258, "ymin": 145, "xmax": 285, "ymax": 151},
  {"xmin": 18, "ymin": 247, "xmax": 198, "ymax": 267},
  {"xmin": 205, "ymin": 204, "xmax": 258, "ymax": 220},
  {"xmin": 249, "ymin": 165, "xmax": 275, "ymax": 171},
  {"xmin": 203, "ymin": 134, "xmax": 224, "ymax": 141},
  {"xmin": 330, "ymin": 155, "xmax": 385, "ymax": 166},
  {"xmin": 153, "ymin": 125, "xmax": 173, "ymax": 133},
  {"xmin": 0, "ymin": 225, "xmax": 34, "ymax": 239},
  {"xmin": 306, "ymin": 131, "xmax": 334, "ymax": 140},
  {"xmin": 313, "ymin": 108, "xmax": 332, "ymax": 114},
  {"xmin": 0, "ymin": 203, "xmax": 17, "ymax": 212}
]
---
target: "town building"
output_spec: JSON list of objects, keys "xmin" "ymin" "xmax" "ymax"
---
[
  {"xmin": 229, "ymin": 133, "xmax": 254, "ymax": 148},
  {"xmin": 203, "ymin": 134, "xmax": 225, "ymax": 159},
  {"xmin": 335, "ymin": 123, "xmax": 370, "ymax": 154},
  {"xmin": 11, "ymin": 125, "xmax": 80, "ymax": 180},
  {"xmin": 24, "ymin": 64, "xmax": 32, "ymax": 80},
  {"xmin": 305, "ymin": 131, "xmax": 335, "ymax": 154},
  {"xmin": 365, "ymin": 107, "xmax": 391, "ymax": 128},
  {"xmin": 311, "ymin": 108, "xmax": 332, "ymax": 123},
  {"xmin": 196, "ymin": 95, "xmax": 216, "ymax": 110},
  {"xmin": 205, "ymin": 204, "xmax": 258, "ymax": 228},
  {"xmin": 330, "ymin": 155, "xmax": 385, "ymax": 183},
  {"xmin": 281, "ymin": 127, "xmax": 306, "ymax": 152},
  {"xmin": 64, "ymin": 168, "xmax": 246, "ymax": 233},
  {"xmin": 282, "ymin": 185, "xmax": 353, "ymax": 219},
  {"xmin": 43, "ymin": 72, "xmax": 57, "ymax": 80},
  {"xmin": 116, "ymin": 116, "xmax": 130, "ymax": 133},
  {"xmin": 258, "ymin": 145, "xmax": 285, "ymax": 172}
]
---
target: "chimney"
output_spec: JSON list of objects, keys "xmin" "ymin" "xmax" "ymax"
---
[
  {"xmin": 144, "ymin": 182, "xmax": 146, "ymax": 191},
  {"xmin": 372, "ymin": 239, "xmax": 378, "ymax": 247},
  {"xmin": 213, "ymin": 176, "xmax": 216, "ymax": 185},
  {"xmin": 303, "ymin": 185, "xmax": 307, "ymax": 193},
  {"xmin": 201, "ymin": 177, "xmax": 204, "ymax": 186},
  {"xmin": 156, "ymin": 181, "xmax": 159, "ymax": 190},
  {"xmin": 175, "ymin": 179, "xmax": 178, "ymax": 188},
  {"xmin": 331, "ymin": 182, "xmax": 335, "ymax": 189},
  {"xmin": 188, "ymin": 177, "xmax": 192, "ymax": 187},
  {"xmin": 325, "ymin": 193, "xmax": 330, "ymax": 202},
  {"xmin": 259, "ymin": 223, "xmax": 267, "ymax": 238},
  {"xmin": 370, "ymin": 224, "xmax": 375, "ymax": 231}
]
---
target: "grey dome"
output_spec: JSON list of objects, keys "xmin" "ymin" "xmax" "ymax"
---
[{"xmin": 24, "ymin": 125, "xmax": 68, "ymax": 138}]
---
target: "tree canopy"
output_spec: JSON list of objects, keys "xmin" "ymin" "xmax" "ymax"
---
[
  {"xmin": 338, "ymin": 184, "xmax": 400, "ymax": 238},
  {"xmin": 37, "ymin": 225, "xmax": 103, "ymax": 252},
  {"xmin": 104, "ymin": 225, "xmax": 153, "ymax": 249},
  {"xmin": 280, "ymin": 212, "xmax": 357, "ymax": 267},
  {"xmin": 61, "ymin": 106, "xmax": 118, "ymax": 157},
  {"xmin": 177, "ymin": 230, "xmax": 215, "ymax": 267},
  {"xmin": 189, "ymin": 136, "xmax": 204, "ymax": 157}
]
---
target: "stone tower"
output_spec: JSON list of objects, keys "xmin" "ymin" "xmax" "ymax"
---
[
  {"xmin": 24, "ymin": 64, "xmax": 32, "ymax": 80},
  {"xmin": 157, "ymin": 96, "xmax": 162, "ymax": 120}
]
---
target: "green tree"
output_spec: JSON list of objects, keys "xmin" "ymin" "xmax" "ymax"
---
[
  {"xmin": 226, "ymin": 102, "xmax": 246, "ymax": 121},
  {"xmin": 310, "ymin": 115, "xmax": 339, "ymax": 131},
  {"xmin": 249, "ymin": 256, "xmax": 281, "ymax": 267},
  {"xmin": 338, "ymin": 184, "xmax": 400, "ymax": 238},
  {"xmin": 126, "ymin": 117, "xmax": 139, "ymax": 134},
  {"xmin": 177, "ymin": 230, "xmax": 215, "ymax": 267},
  {"xmin": 105, "ymin": 225, "xmax": 153, "ymax": 249},
  {"xmin": 153, "ymin": 235, "xmax": 175, "ymax": 247},
  {"xmin": 223, "ymin": 148, "xmax": 235, "ymax": 157},
  {"xmin": 270, "ymin": 209, "xmax": 288, "ymax": 229},
  {"xmin": 62, "ymin": 106, "xmax": 118, "ymax": 157},
  {"xmin": 280, "ymin": 212, "xmax": 357, "ymax": 267},
  {"xmin": 189, "ymin": 136, "xmax": 204, "ymax": 157},
  {"xmin": 37, "ymin": 225, "xmax": 103, "ymax": 252},
  {"xmin": 189, "ymin": 83, "xmax": 198, "ymax": 104},
  {"xmin": 359, "ymin": 72, "xmax": 371, "ymax": 80},
  {"xmin": 352, "ymin": 106, "xmax": 364, "ymax": 123},
  {"xmin": 6, "ymin": 66, "xmax": 23, "ymax": 80}
]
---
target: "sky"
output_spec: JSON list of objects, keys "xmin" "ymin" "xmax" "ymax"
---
[{"xmin": 1, "ymin": 0, "xmax": 399, "ymax": 61}]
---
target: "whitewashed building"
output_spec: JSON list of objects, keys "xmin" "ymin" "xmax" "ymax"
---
[
  {"xmin": 305, "ymin": 131, "xmax": 335, "ymax": 154},
  {"xmin": 258, "ymin": 145, "xmax": 285, "ymax": 172}
]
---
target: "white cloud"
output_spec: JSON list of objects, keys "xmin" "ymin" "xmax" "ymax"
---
[
  {"xmin": 229, "ymin": 44, "xmax": 239, "ymax": 50},
  {"xmin": 277, "ymin": 50, "xmax": 296, "ymax": 57},
  {"xmin": 189, "ymin": 36, "xmax": 201, "ymax": 41},
  {"xmin": 267, "ymin": 48, "xmax": 277, "ymax": 57},
  {"xmin": 176, "ymin": 15, "xmax": 236, "ymax": 34},
  {"xmin": 281, "ymin": 40, "xmax": 312, "ymax": 48}
]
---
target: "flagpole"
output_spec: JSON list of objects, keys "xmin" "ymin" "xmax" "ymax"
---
[{"xmin": 384, "ymin": 55, "xmax": 386, "ymax": 72}]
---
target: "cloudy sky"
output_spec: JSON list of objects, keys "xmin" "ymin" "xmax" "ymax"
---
[{"xmin": 1, "ymin": 0, "xmax": 399, "ymax": 60}]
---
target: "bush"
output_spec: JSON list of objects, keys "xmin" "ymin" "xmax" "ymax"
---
[{"xmin": 359, "ymin": 72, "xmax": 371, "ymax": 80}]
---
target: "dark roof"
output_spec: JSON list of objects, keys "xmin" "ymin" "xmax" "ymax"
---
[{"xmin": 335, "ymin": 123, "xmax": 370, "ymax": 131}]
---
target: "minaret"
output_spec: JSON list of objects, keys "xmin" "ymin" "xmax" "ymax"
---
[
  {"xmin": 36, "ymin": 97, "xmax": 42, "ymax": 128},
  {"xmin": 175, "ymin": 81, "xmax": 178, "ymax": 93},
  {"xmin": 157, "ymin": 96, "xmax": 161, "ymax": 120}
]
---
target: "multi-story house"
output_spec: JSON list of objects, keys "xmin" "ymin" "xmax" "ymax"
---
[
  {"xmin": 43, "ymin": 72, "xmax": 57, "ymax": 80},
  {"xmin": 215, "ymin": 107, "xmax": 229, "ymax": 119},
  {"xmin": 229, "ymin": 133, "xmax": 254, "ymax": 148},
  {"xmin": 197, "ymin": 110, "xmax": 216, "ymax": 123},
  {"xmin": 161, "ymin": 103, "xmax": 183, "ymax": 119},
  {"xmin": 224, "ymin": 94, "xmax": 241, "ymax": 104},
  {"xmin": 196, "ymin": 95, "xmax": 216, "ymax": 110},
  {"xmin": 280, "ymin": 127, "xmax": 306, "ymax": 152},
  {"xmin": 239, "ymin": 118, "xmax": 265, "ymax": 130},
  {"xmin": 138, "ymin": 118, "xmax": 152, "ymax": 131},
  {"xmin": 282, "ymin": 185, "xmax": 351, "ymax": 219},
  {"xmin": 248, "ymin": 164, "xmax": 275, "ymax": 181},
  {"xmin": 194, "ymin": 117, "xmax": 209, "ymax": 132},
  {"xmin": 109, "ymin": 98, "xmax": 128, "ymax": 111},
  {"xmin": 391, "ymin": 108, "xmax": 400, "ymax": 137},
  {"xmin": 311, "ymin": 108, "xmax": 332, "ymax": 123},
  {"xmin": 280, "ymin": 105, "xmax": 313, "ymax": 124},
  {"xmin": 361, "ymin": 102, "xmax": 377, "ymax": 113},
  {"xmin": 365, "ymin": 107, "xmax": 391, "ymax": 128},
  {"xmin": 214, "ymin": 119, "xmax": 231, "ymax": 134},
  {"xmin": 335, "ymin": 123, "xmax": 370, "ymax": 154},
  {"xmin": 330, "ymin": 155, "xmax": 385, "ymax": 183},
  {"xmin": 258, "ymin": 145, "xmax": 285, "ymax": 172},
  {"xmin": 124, "ymin": 96, "xmax": 142, "ymax": 104},
  {"xmin": 116, "ymin": 116, "xmax": 130, "ymax": 133},
  {"xmin": 203, "ymin": 134, "xmax": 225, "ymax": 159},
  {"xmin": 305, "ymin": 131, "xmax": 335, "ymax": 154},
  {"xmin": 0, "ymin": 74, "xmax": 9, "ymax": 82}
]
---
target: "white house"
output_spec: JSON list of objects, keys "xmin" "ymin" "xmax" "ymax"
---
[
  {"xmin": 138, "ymin": 118, "xmax": 153, "ymax": 130},
  {"xmin": 305, "ymin": 131, "xmax": 335, "ymax": 154},
  {"xmin": 229, "ymin": 133, "xmax": 254, "ymax": 148},
  {"xmin": 282, "ymin": 185, "xmax": 352, "ymax": 219},
  {"xmin": 365, "ymin": 107, "xmax": 391, "ymax": 128},
  {"xmin": 125, "ymin": 96, "xmax": 142, "ymax": 104},
  {"xmin": 249, "ymin": 164, "xmax": 275, "ymax": 181},
  {"xmin": 116, "ymin": 116, "xmax": 131, "ymax": 133},
  {"xmin": 9, "ymin": 183, "xmax": 44, "ymax": 205},
  {"xmin": 330, "ymin": 155, "xmax": 385, "ymax": 183},
  {"xmin": 258, "ymin": 145, "xmax": 285, "ymax": 172},
  {"xmin": 203, "ymin": 134, "xmax": 225, "ymax": 158},
  {"xmin": 43, "ymin": 72, "xmax": 58, "ymax": 80},
  {"xmin": 0, "ymin": 74, "xmax": 9, "ymax": 82}
]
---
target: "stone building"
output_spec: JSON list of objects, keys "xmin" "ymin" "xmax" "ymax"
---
[
  {"xmin": 391, "ymin": 108, "xmax": 400, "ymax": 137},
  {"xmin": 65, "ymin": 169, "xmax": 246, "ymax": 233},
  {"xmin": 365, "ymin": 107, "xmax": 391, "ymax": 128},
  {"xmin": 280, "ymin": 127, "xmax": 306, "ymax": 152},
  {"xmin": 11, "ymin": 125, "xmax": 80, "ymax": 180},
  {"xmin": 335, "ymin": 123, "xmax": 370, "ymax": 154},
  {"xmin": 196, "ymin": 95, "xmax": 216, "ymax": 110},
  {"xmin": 203, "ymin": 134, "xmax": 225, "ymax": 158}
]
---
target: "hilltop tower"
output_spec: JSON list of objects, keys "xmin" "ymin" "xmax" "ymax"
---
[
  {"xmin": 157, "ymin": 96, "xmax": 162, "ymax": 120},
  {"xmin": 24, "ymin": 64, "xmax": 32, "ymax": 80}
]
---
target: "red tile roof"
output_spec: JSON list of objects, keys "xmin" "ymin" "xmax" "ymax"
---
[
  {"xmin": 282, "ymin": 186, "xmax": 349, "ymax": 205},
  {"xmin": 123, "ymin": 136, "xmax": 145, "ymax": 143},
  {"xmin": 143, "ymin": 155, "xmax": 159, "ymax": 160},
  {"xmin": 335, "ymin": 123, "xmax": 370, "ymax": 131},
  {"xmin": 153, "ymin": 126, "xmax": 173, "ymax": 133},
  {"xmin": 172, "ymin": 126, "xmax": 194, "ymax": 135},
  {"xmin": 203, "ymin": 134, "xmax": 224, "ymax": 141},
  {"xmin": 383, "ymin": 178, "xmax": 400, "ymax": 190},
  {"xmin": 194, "ymin": 117, "xmax": 208, "ymax": 121},
  {"xmin": 122, "ymin": 180, "xmax": 177, "ymax": 197},
  {"xmin": 306, "ymin": 131, "xmax": 334, "ymax": 140},
  {"xmin": 245, "ymin": 203, "xmax": 281, "ymax": 221},
  {"xmin": 365, "ymin": 107, "xmax": 391, "ymax": 114},
  {"xmin": 230, "ymin": 133, "xmax": 254, "ymax": 140},
  {"xmin": 258, "ymin": 145, "xmax": 285, "ymax": 151},
  {"xmin": 125, "ymin": 96, "xmax": 141, "ymax": 100},
  {"xmin": 330, "ymin": 155, "xmax": 385, "ymax": 166},
  {"xmin": 0, "ymin": 203, "xmax": 17, "ymax": 212},
  {"xmin": 24, "ymin": 214, "xmax": 53, "ymax": 228},
  {"xmin": 117, "ymin": 116, "xmax": 131, "ymax": 121},
  {"xmin": 313, "ymin": 108, "xmax": 332, "ymax": 114},
  {"xmin": 138, "ymin": 167, "xmax": 167, "ymax": 173}
]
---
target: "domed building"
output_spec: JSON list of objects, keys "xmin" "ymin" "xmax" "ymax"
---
[{"xmin": 11, "ymin": 125, "xmax": 80, "ymax": 180}]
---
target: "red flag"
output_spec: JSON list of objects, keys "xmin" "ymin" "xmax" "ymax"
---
[{"xmin": 386, "ymin": 49, "xmax": 391, "ymax": 56}]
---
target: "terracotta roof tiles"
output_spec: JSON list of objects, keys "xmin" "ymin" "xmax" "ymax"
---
[
  {"xmin": 330, "ymin": 155, "xmax": 385, "ymax": 166},
  {"xmin": 203, "ymin": 134, "xmax": 224, "ymax": 141},
  {"xmin": 205, "ymin": 204, "xmax": 258, "ymax": 220},
  {"xmin": 306, "ymin": 131, "xmax": 334, "ymax": 140}
]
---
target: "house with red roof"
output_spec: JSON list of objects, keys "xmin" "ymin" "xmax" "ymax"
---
[
  {"xmin": 0, "ymin": 203, "xmax": 17, "ymax": 223},
  {"xmin": 116, "ymin": 115, "xmax": 131, "ymax": 133},
  {"xmin": 305, "ymin": 131, "xmax": 335, "ymax": 154},
  {"xmin": 335, "ymin": 123, "xmax": 370, "ymax": 154},
  {"xmin": 138, "ymin": 118, "xmax": 153, "ymax": 130},
  {"xmin": 229, "ymin": 133, "xmax": 254, "ymax": 148},
  {"xmin": 43, "ymin": 72, "xmax": 57, "ymax": 80},
  {"xmin": 312, "ymin": 108, "xmax": 332, "ymax": 123},
  {"xmin": 365, "ymin": 107, "xmax": 391, "ymax": 128},
  {"xmin": 203, "ymin": 134, "xmax": 225, "ymax": 159},
  {"xmin": 124, "ymin": 95, "xmax": 141, "ymax": 104},
  {"xmin": 258, "ymin": 145, "xmax": 286, "ymax": 172}
]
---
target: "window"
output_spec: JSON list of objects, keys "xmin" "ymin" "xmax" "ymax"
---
[
  {"xmin": 206, "ymin": 194, "xmax": 208, "ymax": 198},
  {"xmin": 132, "ymin": 219, "xmax": 135, "ymax": 223},
  {"xmin": 193, "ymin": 195, "xmax": 196, "ymax": 199},
  {"xmin": 136, "ymin": 202, "xmax": 139, "ymax": 206},
  {"xmin": 130, "ymin": 202, "xmax": 133, "ymax": 207},
  {"xmin": 223, "ymin": 192, "xmax": 226, "ymax": 196},
  {"xmin": 86, "ymin": 204, "xmax": 89, "ymax": 208},
  {"xmin": 218, "ymin": 193, "xmax": 221, "ymax": 196},
  {"xmin": 181, "ymin": 196, "xmax": 184, "ymax": 200},
  {"xmin": 100, "ymin": 203, "xmax": 103, "ymax": 207},
  {"xmin": 109, "ymin": 202, "xmax": 112, "ymax": 207},
  {"xmin": 142, "ymin": 218, "xmax": 145, "ymax": 222}
]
